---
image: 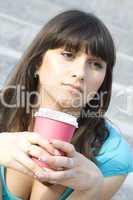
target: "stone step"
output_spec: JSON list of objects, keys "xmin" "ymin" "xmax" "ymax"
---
[
  {"xmin": 44, "ymin": 0, "xmax": 133, "ymax": 31},
  {"xmin": 110, "ymin": 26, "xmax": 133, "ymax": 59},
  {"xmin": 0, "ymin": 53, "xmax": 17, "ymax": 88},
  {"xmin": 0, "ymin": 16, "xmax": 39, "ymax": 53},
  {"xmin": 106, "ymin": 115, "xmax": 133, "ymax": 145},
  {"xmin": 0, "ymin": 0, "xmax": 63, "ymax": 26},
  {"xmin": 106, "ymin": 83, "xmax": 133, "ymax": 126},
  {"xmin": 113, "ymin": 56, "xmax": 133, "ymax": 86}
]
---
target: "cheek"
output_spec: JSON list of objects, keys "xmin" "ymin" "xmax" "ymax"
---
[
  {"xmin": 38, "ymin": 64, "xmax": 58, "ymax": 87},
  {"xmin": 38, "ymin": 68, "xmax": 50, "ymax": 87},
  {"xmin": 96, "ymin": 73, "xmax": 106, "ymax": 88},
  {"xmin": 86, "ymin": 71, "xmax": 106, "ymax": 92},
  {"xmin": 83, "ymin": 72, "xmax": 106, "ymax": 104},
  {"xmin": 38, "ymin": 66, "xmax": 62, "ymax": 93}
]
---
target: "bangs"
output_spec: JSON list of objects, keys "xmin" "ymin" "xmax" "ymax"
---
[{"xmin": 47, "ymin": 13, "xmax": 115, "ymax": 67}]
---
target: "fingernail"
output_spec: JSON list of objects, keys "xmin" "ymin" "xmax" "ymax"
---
[{"xmin": 39, "ymin": 157, "xmax": 48, "ymax": 162}]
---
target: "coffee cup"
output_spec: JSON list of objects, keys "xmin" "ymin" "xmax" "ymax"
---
[{"xmin": 32, "ymin": 107, "xmax": 78, "ymax": 168}]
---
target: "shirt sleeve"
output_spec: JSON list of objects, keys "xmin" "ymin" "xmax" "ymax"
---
[{"xmin": 95, "ymin": 122, "xmax": 133, "ymax": 177}]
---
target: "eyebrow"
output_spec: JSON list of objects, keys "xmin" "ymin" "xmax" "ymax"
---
[
  {"xmin": 61, "ymin": 48, "xmax": 106, "ymax": 64},
  {"xmin": 87, "ymin": 58, "xmax": 102, "ymax": 62},
  {"xmin": 87, "ymin": 58, "xmax": 107, "ymax": 67}
]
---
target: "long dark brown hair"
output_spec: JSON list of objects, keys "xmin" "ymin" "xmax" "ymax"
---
[{"xmin": 0, "ymin": 10, "xmax": 116, "ymax": 163}]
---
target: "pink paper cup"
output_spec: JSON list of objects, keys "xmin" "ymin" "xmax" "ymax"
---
[{"xmin": 32, "ymin": 108, "xmax": 78, "ymax": 168}]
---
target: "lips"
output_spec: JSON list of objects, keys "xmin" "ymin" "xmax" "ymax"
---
[{"xmin": 62, "ymin": 83, "xmax": 83, "ymax": 93}]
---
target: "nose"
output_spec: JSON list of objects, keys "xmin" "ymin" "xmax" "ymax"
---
[
  {"xmin": 71, "ymin": 59, "xmax": 85, "ymax": 81},
  {"xmin": 71, "ymin": 73, "xmax": 84, "ymax": 81}
]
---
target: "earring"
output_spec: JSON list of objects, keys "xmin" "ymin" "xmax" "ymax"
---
[{"xmin": 34, "ymin": 71, "xmax": 39, "ymax": 78}]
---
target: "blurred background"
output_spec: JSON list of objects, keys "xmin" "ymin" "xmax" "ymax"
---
[{"xmin": 0, "ymin": 0, "xmax": 133, "ymax": 199}]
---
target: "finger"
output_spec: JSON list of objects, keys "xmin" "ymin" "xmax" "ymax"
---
[
  {"xmin": 10, "ymin": 159, "xmax": 34, "ymax": 178},
  {"xmin": 27, "ymin": 145, "xmax": 63, "ymax": 171},
  {"xmin": 36, "ymin": 168, "xmax": 76, "ymax": 183},
  {"xmin": 14, "ymin": 151, "xmax": 48, "ymax": 181},
  {"xmin": 39, "ymin": 155, "xmax": 75, "ymax": 169},
  {"xmin": 27, "ymin": 144, "xmax": 51, "ymax": 159},
  {"xmin": 50, "ymin": 140, "xmax": 76, "ymax": 157},
  {"xmin": 27, "ymin": 133, "xmax": 60, "ymax": 156}
]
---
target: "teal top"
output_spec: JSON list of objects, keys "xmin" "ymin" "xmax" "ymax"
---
[{"xmin": 0, "ymin": 120, "xmax": 133, "ymax": 200}]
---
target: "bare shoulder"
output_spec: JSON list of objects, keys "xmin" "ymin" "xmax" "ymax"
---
[
  {"xmin": 30, "ymin": 179, "xmax": 66, "ymax": 200},
  {"xmin": 6, "ymin": 168, "xmax": 34, "ymax": 200},
  {"xmin": 101, "ymin": 175, "xmax": 127, "ymax": 200}
]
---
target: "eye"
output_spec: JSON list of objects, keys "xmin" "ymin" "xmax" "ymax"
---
[
  {"xmin": 88, "ymin": 61, "xmax": 104, "ymax": 70},
  {"xmin": 61, "ymin": 51, "xmax": 75, "ymax": 60},
  {"xmin": 94, "ymin": 62, "xmax": 103, "ymax": 69}
]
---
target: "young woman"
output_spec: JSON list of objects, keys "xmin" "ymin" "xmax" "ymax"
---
[{"xmin": 0, "ymin": 9, "xmax": 133, "ymax": 200}]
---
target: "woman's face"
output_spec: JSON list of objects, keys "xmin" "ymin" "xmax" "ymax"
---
[{"xmin": 37, "ymin": 47, "xmax": 107, "ymax": 115}]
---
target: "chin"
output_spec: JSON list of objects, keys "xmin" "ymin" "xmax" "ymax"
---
[
  {"xmin": 57, "ymin": 98, "xmax": 73, "ymax": 108},
  {"xmin": 58, "ymin": 98, "xmax": 81, "ymax": 110}
]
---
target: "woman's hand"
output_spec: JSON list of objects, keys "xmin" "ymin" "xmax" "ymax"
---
[
  {"xmin": 0, "ymin": 132, "xmax": 59, "ymax": 179},
  {"xmin": 34, "ymin": 139, "xmax": 104, "ymax": 191}
]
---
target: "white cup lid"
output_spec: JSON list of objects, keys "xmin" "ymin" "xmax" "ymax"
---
[{"xmin": 34, "ymin": 108, "xmax": 78, "ymax": 128}]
